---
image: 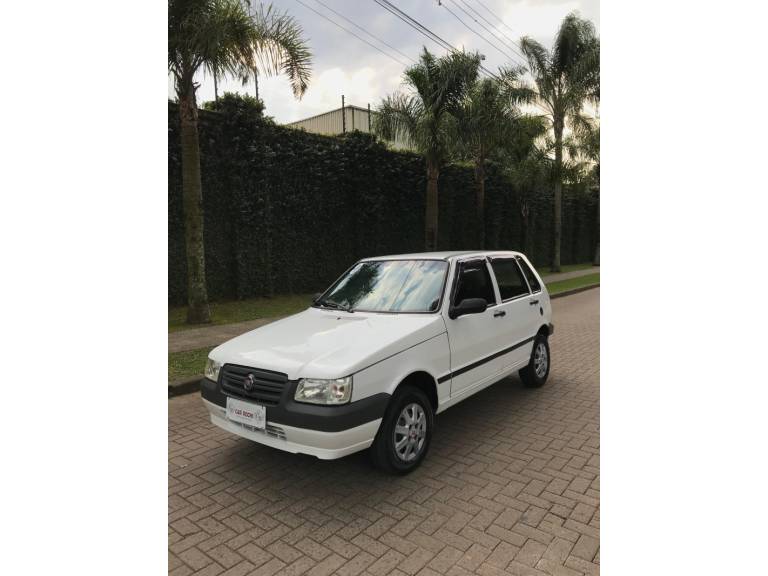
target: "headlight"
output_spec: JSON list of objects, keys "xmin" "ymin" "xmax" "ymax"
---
[
  {"xmin": 295, "ymin": 376, "xmax": 352, "ymax": 405},
  {"xmin": 204, "ymin": 358, "xmax": 222, "ymax": 382}
]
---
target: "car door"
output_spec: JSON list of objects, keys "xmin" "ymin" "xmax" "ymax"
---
[
  {"xmin": 444, "ymin": 258, "xmax": 507, "ymax": 398},
  {"xmin": 487, "ymin": 256, "xmax": 539, "ymax": 369},
  {"xmin": 516, "ymin": 255, "xmax": 551, "ymax": 322}
]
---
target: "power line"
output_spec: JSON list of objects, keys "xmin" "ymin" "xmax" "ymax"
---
[
  {"xmin": 370, "ymin": 0, "xmax": 555, "ymax": 118},
  {"xmin": 293, "ymin": 0, "xmax": 410, "ymax": 67},
  {"xmin": 437, "ymin": 2, "xmax": 550, "ymax": 116},
  {"xmin": 474, "ymin": 0, "xmax": 516, "ymax": 37},
  {"xmin": 439, "ymin": 0, "xmax": 522, "ymax": 65},
  {"xmin": 311, "ymin": 0, "xmax": 415, "ymax": 64},
  {"xmin": 460, "ymin": 0, "xmax": 518, "ymax": 46},
  {"xmin": 452, "ymin": 0, "xmax": 527, "ymax": 63},
  {"xmin": 448, "ymin": 1, "xmax": 554, "ymax": 116},
  {"xmin": 371, "ymin": 0, "xmax": 499, "ymax": 80},
  {"xmin": 372, "ymin": 0, "xmax": 456, "ymax": 54}
]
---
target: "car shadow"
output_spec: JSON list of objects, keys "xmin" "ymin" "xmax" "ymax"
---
[{"xmin": 211, "ymin": 373, "xmax": 555, "ymax": 488}]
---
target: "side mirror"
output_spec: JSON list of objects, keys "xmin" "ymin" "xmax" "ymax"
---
[
  {"xmin": 312, "ymin": 292, "xmax": 323, "ymax": 303},
  {"xmin": 449, "ymin": 298, "xmax": 488, "ymax": 319}
]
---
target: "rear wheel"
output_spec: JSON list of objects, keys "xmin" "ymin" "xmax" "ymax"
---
[
  {"xmin": 370, "ymin": 385, "xmax": 433, "ymax": 474},
  {"xmin": 519, "ymin": 334, "xmax": 550, "ymax": 388}
]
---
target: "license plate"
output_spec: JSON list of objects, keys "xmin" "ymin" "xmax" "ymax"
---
[{"xmin": 226, "ymin": 397, "xmax": 266, "ymax": 430}]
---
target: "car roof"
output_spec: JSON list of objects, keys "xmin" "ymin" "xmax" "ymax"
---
[{"xmin": 359, "ymin": 250, "xmax": 524, "ymax": 262}]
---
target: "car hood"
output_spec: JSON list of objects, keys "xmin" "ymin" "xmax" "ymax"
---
[{"xmin": 210, "ymin": 307, "xmax": 447, "ymax": 380}]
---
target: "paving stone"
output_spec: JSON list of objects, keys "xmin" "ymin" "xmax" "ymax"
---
[{"xmin": 168, "ymin": 290, "xmax": 600, "ymax": 576}]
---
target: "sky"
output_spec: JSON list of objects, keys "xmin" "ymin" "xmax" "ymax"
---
[{"xmin": 169, "ymin": 0, "xmax": 600, "ymax": 124}]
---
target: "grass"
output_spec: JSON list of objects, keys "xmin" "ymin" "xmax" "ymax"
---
[
  {"xmin": 545, "ymin": 273, "xmax": 600, "ymax": 295},
  {"xmin": 538, "ymin": 262, "xmax": 596, "ymax": 277},
  {"xmin": 169, "ymin": 293, "xmax": 314, "ymax": 332},
  {"xmin": 169, "ymin": 346, "xmax": 213, "ymax": 382}
]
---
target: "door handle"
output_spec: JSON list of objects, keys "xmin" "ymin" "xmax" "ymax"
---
[
  {"xmin": 493, "ymin": 310, "xmax": 506, "ymax": 318},
  {"xmin": 530, "ymin": 300, "xmax": 539, "ymax": 306}
]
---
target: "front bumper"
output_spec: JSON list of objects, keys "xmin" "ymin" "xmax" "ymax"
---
[
  {"xmin": 200, "ymin": 377, "xmax": 390, "ymax": 459},
  {"xmin": 202, "ymin": 399, "xmax": 382, "ymax": 459}
]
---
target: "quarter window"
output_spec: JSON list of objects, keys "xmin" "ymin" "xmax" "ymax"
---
[
  {"xmin": 453, "ymin": 260, "xmax": 496, "ymax": 306},
  {"xmin": 516, "ymin": 257, "xmax": 542, "ymax": 293},
  {"xmin": 490, "ymin": 258, "xmax": 530, "ymax": 300}
]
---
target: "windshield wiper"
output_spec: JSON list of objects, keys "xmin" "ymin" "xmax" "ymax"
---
[{"xmin": 315, "ymin": 299, "xmax": 353, "ymax": 313}]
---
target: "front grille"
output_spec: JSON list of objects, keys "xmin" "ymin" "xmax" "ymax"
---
[{"xmin": 220, "ymin": 364, "xmax": 288, "ymax": 406}]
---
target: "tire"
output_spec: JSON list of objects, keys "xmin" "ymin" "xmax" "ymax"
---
[
  {"xmin": 519, "ymin": 333, "xmax": 550, "ymax": 388},
  {"xmin": 370, "ymin": 385, "xmax": 434, "ymax": 474}
]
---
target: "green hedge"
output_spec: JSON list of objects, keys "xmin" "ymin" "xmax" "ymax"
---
[{"xmin": 168, "ymin": 103, "xmax": 597, "ymax": 305}]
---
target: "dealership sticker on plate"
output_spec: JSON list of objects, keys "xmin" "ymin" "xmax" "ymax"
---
[{"xmin": 226, "ymin": 397, "xmax": 266, "ymax": 430}]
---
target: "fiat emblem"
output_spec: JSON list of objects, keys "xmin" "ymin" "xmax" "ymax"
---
[{"xmin": 244, "ymin": 373, "xmax": 255, "ymax": 392}]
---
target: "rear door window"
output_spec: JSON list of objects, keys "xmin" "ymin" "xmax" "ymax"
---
[
  {"xmin": 515, "ymin": 257, "xmax": 542, "ymax": 293},
  {"xmin": 490, "ymin": 258, "xmax": 530, "ymax": 301},
  {"xmin": 453, "ymin": 260, "xmax": 497, "ymax": 306}
]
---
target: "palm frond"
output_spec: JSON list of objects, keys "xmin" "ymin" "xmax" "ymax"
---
[
  {"xmin": 373, "ymin": 92, "xmax": 421, "ymax": 149},
  {"xmin": 250, "ymin": 3, "xmax": 312, "ymax": 98},
  {"xmin": 553, "ymin": 12, "xmax": 596, "ymax": 75},
  {"xmin": 497, "ymin": 65, "xmax": 536, "ymax": 107},
  {"xmin": 168, "ymin": 0, "xmax": 312, "ymax": 101}
]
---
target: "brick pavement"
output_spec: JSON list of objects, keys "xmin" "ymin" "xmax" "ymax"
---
[{"xmin": 168, "ymin": 288, "xmax": 600, "ymax": 576}]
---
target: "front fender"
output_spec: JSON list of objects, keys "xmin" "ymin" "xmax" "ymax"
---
[{"xmin": 351, "ymin": 332, "xmax": 450, "ymax": 406}]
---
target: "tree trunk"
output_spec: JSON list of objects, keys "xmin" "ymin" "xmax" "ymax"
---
[
  {"xmin": 474, "ymin": 157, "xmax": 485, "ymax": 249},
  {"xmin": 425, "ymin": 160, "xmax": 440, "ymax": 251},
  {"xmin": 179, "ymin": 83, "xmax": 211, "ymax": 324},
  {"xmin": 528, "ymin": 208, "xmax": 536, "ymax": 260},
  {"xmin": 521, "ymin": 198, "xmax": 534, "ymax": 260},
  {"xmin": 552, "ymin": 118, "xmax": 564, "ymax": 272},
  {"xmin": 593, "ymin": 189, "xmax": 600, "ymax": 265}
]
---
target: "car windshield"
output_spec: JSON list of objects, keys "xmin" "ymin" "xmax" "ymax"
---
[{"xmin": 317, "ymin": 259, "xmax": 448, "ymax": 313}]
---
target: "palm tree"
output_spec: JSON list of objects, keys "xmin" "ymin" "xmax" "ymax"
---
[
  {"xmin": 375, "ymin": 48, "xmax": 480, "ymax": 251},
  {"xmin": 566, "ymin": 125, "xmax": 600, "ymax": 264},
  {"xmin": 450, "ymin": 67, "xmax": 534, "ymax": 247},
  {"xmin": 168, "ymin": 0, "xmax": 311, "ymax": 323},
  {"xmin": 519, "ymin": 12, "xmax": 599, "ymax": 271}
]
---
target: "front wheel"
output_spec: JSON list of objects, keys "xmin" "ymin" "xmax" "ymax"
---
[
  {"xmin": 370, "ymin": 385, "xmax": 433, "ymax": 474},
  {"xmin": 519, "ymin": 334, "xmax": 550, "ymax": 388}
]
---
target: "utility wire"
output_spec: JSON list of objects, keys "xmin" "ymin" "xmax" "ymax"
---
[
  {"xmin": 438, "ymin": 2, "xmax": 549, "ymax": 115},
  {"xmin": 311, "ymin": 0, "xmax": 415, "ymax": 64},
  {"xmin": 474, "ymin": 0, "xmax": 516, "ymax": 36},
  {"xmin": 371, "ymin": 0, "xmax": 499, "ymax": 80},
  {"xmin": 372, "ymin": 0, "xmax": 458, "ymax": 54},
  {"xmin": 293, "ymin": 0, "xmax": 410, "ymax": 67},
  {"xmin": 459, "ymin": 0, "xmax": 519, "ymax": 47},
  {"xmin": 439, "ymin": 0, "xmax": 522, "ymax": 64},
  {"xmin": 451, "ymin": 0, "xmax": 527, "ymax": 63},
  {"xmin": 369, "ymin": 0, "xmax": 561, "ymax": 119}
]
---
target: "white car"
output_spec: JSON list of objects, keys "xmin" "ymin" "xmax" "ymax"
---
[{"xmin": 202, "ymin": 251, "xmax": 553, "ymax": 473}]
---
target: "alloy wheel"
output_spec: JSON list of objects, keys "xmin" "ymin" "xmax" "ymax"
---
[
  {"xmin": 534, "ymin": 342, "xmax": 548, "ymax": 378},
  {"xmin": 393, "ymin": 403, "xmax": 427, "ymax": 462}
]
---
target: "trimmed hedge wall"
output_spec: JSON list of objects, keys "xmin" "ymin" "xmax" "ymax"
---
[{"xmin": 168, "ymin": 103, "xmax": 597, "ymax": 305}]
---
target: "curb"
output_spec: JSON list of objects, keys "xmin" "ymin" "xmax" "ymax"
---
[
  {"xmin": 169, "ymin": 377, "xmax": 202, "ymax": 398},
  {"xmin": 550, "ymin": 283, "xmax": 600, "ymax": 299},
  {"xmin": 168, "ymin": 284, "xmax": 599, "ymax": 399}
]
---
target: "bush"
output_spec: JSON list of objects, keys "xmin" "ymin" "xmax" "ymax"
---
[{"xmin": 168, "ymin": 101, "xmax": 597, "ymax": 304}]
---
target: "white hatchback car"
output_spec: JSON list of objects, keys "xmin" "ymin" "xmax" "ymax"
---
[{"xmin": 202, "ymin": 251, "xmax": 553, "ymax": 473}]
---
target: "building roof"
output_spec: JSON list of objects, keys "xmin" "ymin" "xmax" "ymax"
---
[{"xmin": 285, "ymin": 104, "xmax": 372, "ymax": 127}]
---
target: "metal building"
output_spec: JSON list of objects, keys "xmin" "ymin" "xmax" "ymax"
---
[{"xmin": 285, "ymin": 102, "xmax": 412, "ymax": 151}]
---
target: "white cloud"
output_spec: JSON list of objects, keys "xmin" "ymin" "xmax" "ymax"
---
[
  {"xmin": 501, "ymin": 0, "xmax": 600, "ymax": 42},
  {"xmin": 168, "ymin": 0, "xmax": 600, "ymax": 124}
]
